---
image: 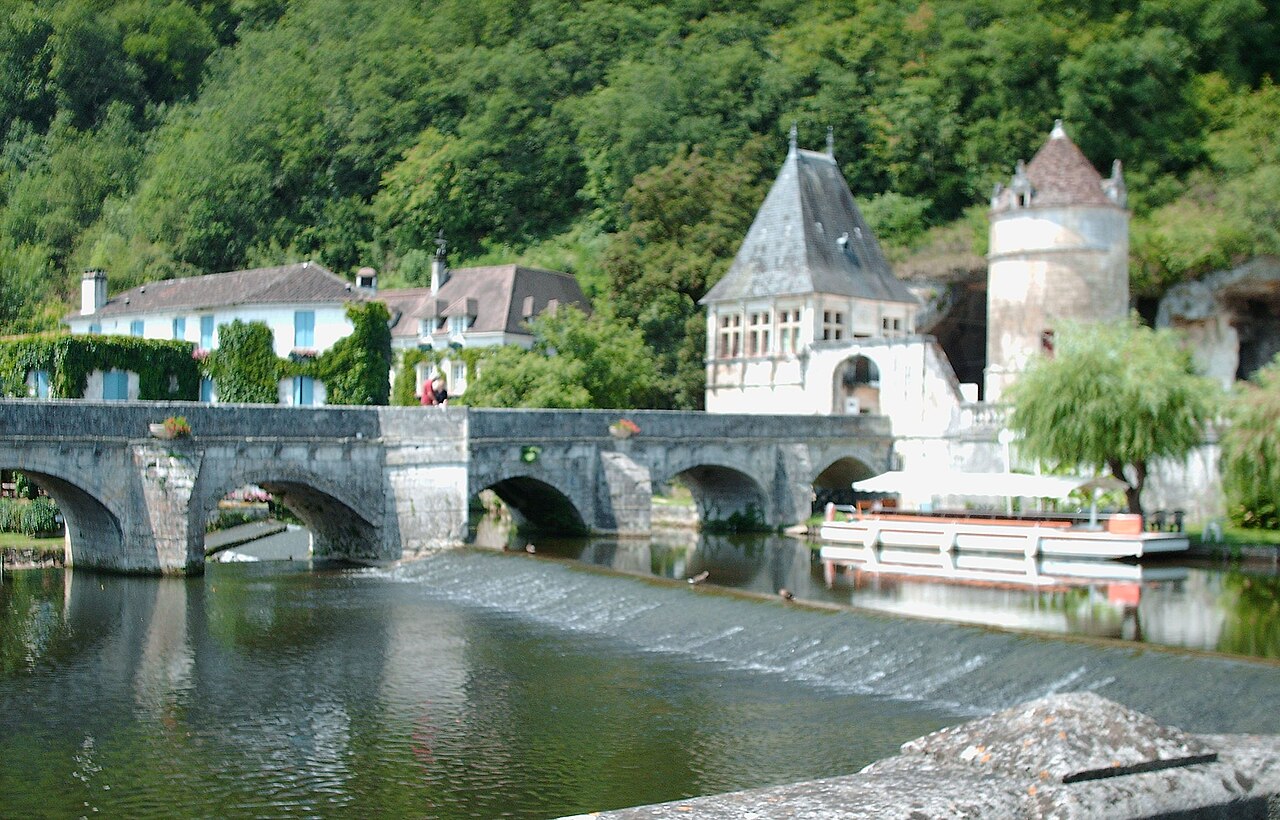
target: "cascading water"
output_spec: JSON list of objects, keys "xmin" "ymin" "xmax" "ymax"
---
[{"xmin": 391, "ymin": 549, "xmax": 1280, "ymax": 735}]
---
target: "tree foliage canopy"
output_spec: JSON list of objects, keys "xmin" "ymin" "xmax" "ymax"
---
[
  {"xmin": 0, "ymin": 0, "xmax": 1276, "ymax": 411},
  {"xmin": 461, "ymin": 305, "xmax": 657, "ymax": 410},
  {"xmin": 1006, "ymin": 317, "xmax": 1220, "ymax": 514}
]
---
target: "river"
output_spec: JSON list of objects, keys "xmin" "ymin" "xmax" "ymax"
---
[{"xmin": 1, "ymin": 534, "xmax": 1278, "ymax": 818}]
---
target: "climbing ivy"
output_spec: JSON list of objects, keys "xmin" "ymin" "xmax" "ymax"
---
[
  {"xmin": 310, "ymin": 302, "xmax": 392, "ymax": 405},
  {"xmin": 202, "ymin": 320, "xmax": 280, "ymax": 403},
  {"xmin": 204, "ymin": 304, "xmax": 392, "ymax": 405},
  {"xmin": 0, "ymin": 333, "xmax": 198, "ymax": 399}
]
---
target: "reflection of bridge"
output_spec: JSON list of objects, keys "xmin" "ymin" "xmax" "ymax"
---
[{"xmin": 0, "ymin": 401, "xmax": 891, "ymax": 574}]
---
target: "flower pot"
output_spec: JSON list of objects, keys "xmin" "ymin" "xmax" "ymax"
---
[
  {"xmin": 149, "ymin": 423, "xmax": 175, "ymax": 440},
  {"xmin": 608, "ymin": 426, "xmax": 632, "ymax": 440}
]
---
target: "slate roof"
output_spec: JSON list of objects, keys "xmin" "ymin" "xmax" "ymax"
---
[
  {"xmin": 381, "ymin": 264, "xmax": 589, "ymax": 341},
  {"xmin": 701, "ymin": 146, "xmax": 917, "ymax": 305},
  {"xmin": 1023, "ymin": 122, "xmax": 1112, "ymax": 207},
  {"xmin": 71, "ymin": 261, "xmax": 369, "ymax": 319}
]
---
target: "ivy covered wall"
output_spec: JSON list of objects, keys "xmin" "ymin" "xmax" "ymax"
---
[
  {"xmin": 0, "ymin": 333, "xmax": 199, "ymax": 399},
  {"xmin": 203, "ymin": 302, "xmax": 392, "ymax": 405}
]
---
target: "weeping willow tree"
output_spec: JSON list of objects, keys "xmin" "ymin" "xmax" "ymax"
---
[
  {"xmin": 1005, "ymin": 317, "xmax": 1220, "ymax": 515},
  {"xmin": 1221, "ymin": 354, "xmax": 1280, "ymax": 529}
]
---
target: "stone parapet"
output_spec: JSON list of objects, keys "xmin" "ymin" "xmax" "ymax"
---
[{"xmin": 577, "ymin": 693, "xmax": 1280, "ymax": 819}]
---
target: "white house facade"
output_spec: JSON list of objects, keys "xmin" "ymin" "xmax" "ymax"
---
[{"xmin": 65, "ymin": 262, "xmax": 373, "ymax": 404}]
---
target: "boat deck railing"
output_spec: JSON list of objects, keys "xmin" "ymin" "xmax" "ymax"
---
[{"xmin": 828, "ymin": 505, "xmax": 1186, "ymax": 533}]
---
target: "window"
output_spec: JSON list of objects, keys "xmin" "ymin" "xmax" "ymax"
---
[
  {"xmin": 28, "ymin": 370, "xmax": 50, "ymax": 399},
  {"xmin": 449, "ymin": 315, "xmax": 474, "ymax": 336},
  {"xmin": 200, "ymin": 315, "xmax": 214, "ymax": 349},
  {"xmin": 822, "ymin": 310, "xmax": 845, "ymax": 341},
  {"xmin": 717, "ymin": 313, "xmax": 742, "ymax": 358},
  {"xmin": 777, "ymin": 309, "xmax": 801, "ymax": 354},
  {"xmin": 200, "ymin": 377, "xmax": 214, "ymax": 403},
  {"xmin": 88, "ymin": 323, "xmax": 101, "ymax": 335},
  {"xmin": 451, "ymin": 361, "xmax": 467, "ymax": 393},
  {"xmin": 747, "ymin": 311, "xmax": 771, "ymax": 357},
  {"xmin": 293, "ymin": 376, "xmax": 315, "ymax": 406},
  {"xmin": 172, "ymin": 317, "xmax": 186, "ymax": 341},
  {"xmin": 294, "ymin": 310, "xmax": 315, "ymax": 348},
  {"xmin": 130, "ymin": 320, "xmax": 144, "ymax": 337},
  {"xmin": 103, "ymin": 370, "xmax": 128, "ymax": 401},
  {"xmin": 881, "ymin": 316, "xmax": 902, "ymax": 335}
]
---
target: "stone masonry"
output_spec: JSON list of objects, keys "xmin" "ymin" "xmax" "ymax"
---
[{"xmin": 0, "ymin": 400, "xmax": 892, "ymax": 574}]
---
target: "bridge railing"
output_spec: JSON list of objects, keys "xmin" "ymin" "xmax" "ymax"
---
[{"xmin": 466, "ymin": 408, "xmax": 891, "ymax": 440}]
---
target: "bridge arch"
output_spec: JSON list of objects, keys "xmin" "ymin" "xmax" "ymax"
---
[
  {"xmin": 0, "ymin": 453, "xmax": 126, "ymax": 570},
  {"xmin": 811, "ymin": 454, "xmax": 879, "ymax": 511},
  {"xmin": 472, "ymin": 474, "xmax": 588, "ymax": 536},
  {"xmin": 199, "ymin": 467, "xmax": 380, "ymax": 561},
  {"xmin": 654, "ymin": 460, "xmax": 772, "ymax": 531}
]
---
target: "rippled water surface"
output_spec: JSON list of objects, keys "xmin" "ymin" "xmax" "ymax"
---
[
  {"xmin": 0, "ymin": 560, "xmax": 959, "ymax": 819},
  {"xmin": 3, "ymin": 539, "xmax": 1278, "ymax": 819}
]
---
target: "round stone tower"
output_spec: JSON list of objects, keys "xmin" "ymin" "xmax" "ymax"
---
[{"xmin": 985, "ymin": 120, "xmax": 1129, "ymax": 402}]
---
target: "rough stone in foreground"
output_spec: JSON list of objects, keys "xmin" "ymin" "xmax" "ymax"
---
[
  {"xmin": 577, "ymin": 692, "xmax": 1280, "ymax": 819},
  {"xmin": 899, "ymin": 691, "xmax": 1218, "ymax": 783}
]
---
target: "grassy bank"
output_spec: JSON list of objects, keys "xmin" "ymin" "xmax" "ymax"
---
[{"xmin": 0, "ymin": 532, "xmax": 63, "ymax": 552}]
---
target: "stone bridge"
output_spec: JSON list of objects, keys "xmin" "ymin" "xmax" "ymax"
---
[{"xmin": 0, "ymin": 400, "xmax": 892, "ymax": 575}]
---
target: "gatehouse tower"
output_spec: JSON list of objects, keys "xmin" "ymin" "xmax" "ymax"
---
[{"xmin": 985, "ymin": 120, "xmax": 1129, "ymax": 401}]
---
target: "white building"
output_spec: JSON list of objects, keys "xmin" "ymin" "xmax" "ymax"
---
[
  {"xmin": 985, "ymin": 120, "xmax": 1128, "ymax": 401},
  {"xmin": 380, "ymin": 244, "xmax": 590, "ymax": 398},
  {"xmin": 701, "ymin": 129, "xmax": 940, "ymax": 420},
  {"xmin": 66, "ymin": 262, "xmax": 374, "ymax": 404}
]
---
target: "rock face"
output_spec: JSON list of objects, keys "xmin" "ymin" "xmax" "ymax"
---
[
  {"xmin": 580, "ymin": 692, "xmax": 1280, "ymax": 819},
  {"xmin": 1157, "ymin": 256, "xmax": 1280, "ymax": 388}
]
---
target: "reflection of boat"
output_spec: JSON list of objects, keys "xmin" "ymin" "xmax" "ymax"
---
[
  {"xmin": 819, "ymin": 471, "xmax": 1190, "ymax": 581},
  {"xmin": 821, "ymin": 549, "xmax": 1189, "ymax": 589}
]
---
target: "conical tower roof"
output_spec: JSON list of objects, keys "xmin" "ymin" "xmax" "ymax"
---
[
  {"xmin": 1021, "ymin": 120, "xmax": 1113, "ymax": 207},
  {"xmin": 701, "ymin": 141, "xmax": 916, "ymax": 305}
]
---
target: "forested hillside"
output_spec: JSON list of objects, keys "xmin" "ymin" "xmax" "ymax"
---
[{"xmin": 1, "ymin": 0, "xmax": 1278, "ymax": 403}]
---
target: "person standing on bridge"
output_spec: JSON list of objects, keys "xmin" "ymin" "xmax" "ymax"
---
[{"xmin": 431, "ymin": 375, "xmax": 448, "ymax": 406}]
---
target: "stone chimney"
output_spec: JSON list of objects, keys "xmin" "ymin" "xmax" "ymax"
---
[
  {"xmin": 81, "ymin": 269, "xmax": 107, "ymax": 315},
  {"xmin": 355, "ymin": 266, "xmax": 378, "ymax": 292},
  {"xmin": 431, "ymin": 231, "xmax": 449, "ymax": 294}
]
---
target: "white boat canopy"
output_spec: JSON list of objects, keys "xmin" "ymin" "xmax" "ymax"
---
[{"xmin": 852, "ymin": 470, "xmax": 1127, "ymax": 500}]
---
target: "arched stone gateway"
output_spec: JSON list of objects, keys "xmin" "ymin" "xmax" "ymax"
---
[
  {"xmin": 833, "ymin": 355, "xmax": 881, "ymax": 415},
  {"xmin": 0, "ymin": 402, "xmax": 893, "ymax": 574}
]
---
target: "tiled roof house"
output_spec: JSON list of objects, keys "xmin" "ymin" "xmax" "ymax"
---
[
  {"xmin": 702, "ymin": 129, "xmax": 924, "ymax": 417},
  {"xmin": 65, "ymin": 261, "xmax": 374, "ymax": 404},
  {"xmin": 380, "ymin": 255, "xmax": 590, "ymax": 397}
]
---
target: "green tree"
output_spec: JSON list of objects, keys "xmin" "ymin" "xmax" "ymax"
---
[
  {"xmin": 462, "ymin": 305, "xmax": 656, "ymax": 409},
  {"xmin": 1006, "ymin": 317, "xmax": 1219, "ymax": 515},
  {"xmin": 1221, "ymin": 354, "xmax": 1280, "ymax": 529},
  {"xmin": 603, "ymin": 142, "xmax": 769, "ymax": 409}
]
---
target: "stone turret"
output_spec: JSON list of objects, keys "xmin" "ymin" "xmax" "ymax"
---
[{"xmin": 985, "ymin": 121, "xmax": 1129, "ymax": 401}]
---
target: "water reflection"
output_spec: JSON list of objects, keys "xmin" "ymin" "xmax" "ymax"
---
[
  {"xmin": 0, "ymin": 562, "xmax": 960, "ymax": 818},
  {"xmin": 506, "ymin": 530, "xmax": 1280, "ymax": 660}
]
